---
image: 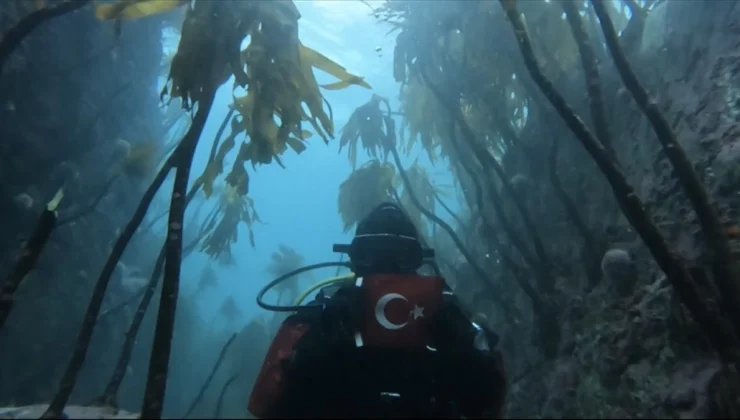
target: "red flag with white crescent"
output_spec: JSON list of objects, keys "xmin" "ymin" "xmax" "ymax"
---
[{"xmin": 359, "ymin": 274, "xmax": 444, "ymax": 349}]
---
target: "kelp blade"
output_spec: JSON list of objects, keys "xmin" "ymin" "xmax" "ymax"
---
[
  {"xmin": 94, "ymin": 0, "xmax": 186, "ymax": 21},
  {"xmin": 300, "ymin": 44, "xmax": 373, "ymax": 90}
]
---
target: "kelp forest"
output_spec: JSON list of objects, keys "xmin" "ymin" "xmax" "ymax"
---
[{"xmin": 1, "ymin": 0, "xmax": 740, "ymax": 418}]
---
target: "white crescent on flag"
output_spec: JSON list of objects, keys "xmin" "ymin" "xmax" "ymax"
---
[{"xmin": 374, "ymin": 293, "xmax": 408, "ymax": 330}]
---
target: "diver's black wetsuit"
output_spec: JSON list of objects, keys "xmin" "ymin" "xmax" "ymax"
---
[{"xmin": 249, "ymin": 203, "xmax": 508, "ymax": 419}]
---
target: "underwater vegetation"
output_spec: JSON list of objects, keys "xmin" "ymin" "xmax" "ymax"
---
[
  {"xmin": 2, "ymin": 0, "xmax": 740, "ymax": 418},
  {"xmin": 1, "ymin": 0, "xmax": 370, "ymax": 417}
]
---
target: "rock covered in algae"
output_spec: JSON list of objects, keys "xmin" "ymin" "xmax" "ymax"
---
[{"xmin": 0, "ymin": 405, "xmax": 139, "ymax": 419}]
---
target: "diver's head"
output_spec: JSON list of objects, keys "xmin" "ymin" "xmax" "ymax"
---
[
  {"xmin": 356, "ymin": 202, "xmax": 419, "ymax": 239},
  {"xmin": 344, "ymin": 202, "xmax": 425, "ymax": 276}
]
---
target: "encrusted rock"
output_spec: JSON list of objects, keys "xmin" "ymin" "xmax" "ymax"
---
[
  {"xmin": 542, "ymin": 358, "xmax": 581, "ymax": 418},
  {"xmin": 664, "ymin": 359, "xmax": 722, "ymax": 419}
]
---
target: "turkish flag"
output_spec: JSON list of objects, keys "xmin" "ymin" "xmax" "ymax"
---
[{"xmin": 360, "ymin": 274, "xmax": 444, "ymax": 349}]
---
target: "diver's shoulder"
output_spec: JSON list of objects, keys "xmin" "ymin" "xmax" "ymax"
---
[{"xmin": 318, "ymin": 276, "xmax": 357, "ymax": 300}]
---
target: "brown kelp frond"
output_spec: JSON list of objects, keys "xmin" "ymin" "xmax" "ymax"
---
[
  {"xmin": 94, "ymin": 0, "xmax": 186, "ymax": 20},
  {"xmin": 231, "ymin": 35, "xmax": 370, "ymax": 167},
  {"xmin": 399, "ymin": 78, "xmax": 444, "ymax": 163},
  {"xmin": 184, "ymin": 1, "xmax": 371, "ymax": 197},
  {"xmin": 159, "ymin": 1, "xmax": 250, "ymax": 110},
  {"xmin": 339, "ymin": 94, "xmax": 390, "ymax": 169},
  {"xmin": 194, "ymin": 114, "xmax": 243, "ymax": 198},
  {"xmin": 200, "ymin": 185, "xmax": 261, "ymax": 261},
  {"xmin": 338, "ymin": 160, "xmax": 396, "ymax": 232},
  {"xmin": 234, "ymin": 1, "xmax": 370, "ymax": 168}
]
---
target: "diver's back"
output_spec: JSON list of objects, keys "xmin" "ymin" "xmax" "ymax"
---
[
  {"xmin": 271, "ymin": 347, "xmax": 465, "ymax": 419},
  {"xmin": 248, "ymin": 274, "xmax": 501, "ymax": 418}
]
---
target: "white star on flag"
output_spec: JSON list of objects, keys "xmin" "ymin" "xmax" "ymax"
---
[{"xmin": 410, "ymin": 304, "xmax": 424, "ymax": 320}]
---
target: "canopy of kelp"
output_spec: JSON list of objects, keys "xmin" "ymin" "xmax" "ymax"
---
[
  {"xmin": 337, "ymin": 96, "xmax": 448, "ymax": 239},
  {"xmin": 338, "ymin": 160, "xmax": 397, "ymax": 232},
  {"xmin": 96, "ymin": 0, "xmax": 373, "ymax": 260},
  {"xmin": 378, "ymin": 0, "xmax": 539, "ymax": 162},
  {"xmin": 380, "ymin": 0, "xmax": 635, "ymax": 173},
  {"xmin": 391, "ymin": 0, "xmax": 631, "ymax": 151}
]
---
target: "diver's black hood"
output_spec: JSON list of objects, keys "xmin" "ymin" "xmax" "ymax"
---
[{"xmin": 356, "ymin": 202, "xmax": 419, "ymax": 240}]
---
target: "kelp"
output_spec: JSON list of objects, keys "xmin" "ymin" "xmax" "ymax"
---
[
  {"xmin": 1, "ymin": 0, "xmax": 377, "ymax": 417},
  {"xmin": 338, "ymin": 160, "xmax": 396, "ymax": 232},
  {"xmin": 387, "ymin": 0, "xmax": 532, "ymax": 168},
  {"xmin": 43, "ymin": 135, "xmax": 186, "ymax": 418},
  {"xmin": 500, "ymin": 0, "xmax": 740, "ymax": 360},
  {"xmin": 266, "ymin": 244, "xmax": 306, "ymax": 278},
  {"xmin": 229, "ymin": 38, "xmax": 371, "ymax": 166},
  {"xmin": 182, "ymin": 333, "xmax": 237, "ymax": 419},
  {"xmin": 266, "ymin": 245, "xmax": 306, "ymax": 305},
  {"xmin": 338, "ymin": 95, "xmax": 448, "ymax": 241},
  {"xmin": 94, "ymin": 0, "xmax": 186, "ymax": 20},
  {"xmin": 158, "ymin": 0, "xmax": 370, "ymax": 262},
  {"xmin": 200, "ymin": 185, "xmax": 261, "ymax": 261},
  {"xmin": 517, "ymin": 1, "xmax": 580, "ymax": 81},
  {"xmin": 93, "ymin": 156, "xmax": 217, "ymax": 411},
  {"xmin": 0, "ymin": 0, "xmax": 92, "ymax": 76},
  {"xmin": 43, "ymin": 3, "xmax": 244, "ymax": 416},
  {"xmin": 189, "ymin": 0, "xmax": 372, "ymax": 201},
  {"xmin": 380, "ymin": 111, "xmax": 517, "ymax": 325},
  {"xmin": 378, "ymin": 1, "xmax": 455, "ymax": 85},
  {"xmin": 159, "ymin": 1, "xmax": 250, "ymax": 110},
  {"xmin": 0, "ymin": 189, "xmax": 64, "ymax": 330},
  {"xmin": 339, "ymin": 94, "xmax": 390, "ymax": 169},
  {"xmin": 591, "ymin": 0, "xmax": 740, "ymax": 336},
  {"xmin": 398, "ymin": 162, "xmax": 450, "ymax": 236},
  {"xmin": 194, "ymin": 115, "xmax": 243, "ymax": 198},
  {"xmin": 230, "ymin": 89, "xmax": 312, "ymax": 168},
  {"xmin": 399, "ymin": 76, "xmax": 444, "ymax": 164}
]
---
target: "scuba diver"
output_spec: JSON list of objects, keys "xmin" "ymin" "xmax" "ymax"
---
[{"xmin": 249, "ymin": 202, "xmax": 508, "ymax": 418}]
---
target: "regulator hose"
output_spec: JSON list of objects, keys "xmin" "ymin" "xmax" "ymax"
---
[{"xmin": 256, "ymin": 261, "xmax": 351, "ymax": 312}]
